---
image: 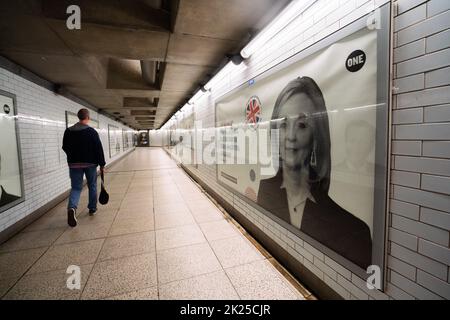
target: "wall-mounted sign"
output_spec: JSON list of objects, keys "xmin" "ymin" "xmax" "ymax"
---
[
  {"xmin": 0, "ymin": 90, "xmax": 25, "ymax": 213},
  {"xmin": 108, "ymin": 124, "xmax": 121, "ymax": 158},
  {"xmin": 215, "ymin": 4, "xmax": 390, "ymax": 279},
  {"xmin": 122, "ymin": 129, "xmax": 133, "ymax": 151}
]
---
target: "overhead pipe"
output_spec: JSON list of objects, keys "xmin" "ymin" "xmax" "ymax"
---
[{"xmin": 140, "ymin": 60, "xmax": 157, "ymax": 86}]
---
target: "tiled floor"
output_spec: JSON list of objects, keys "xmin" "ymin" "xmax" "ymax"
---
[{"xmin": 0, "ymin": 148, "xmax": 306, "ymax": 300}]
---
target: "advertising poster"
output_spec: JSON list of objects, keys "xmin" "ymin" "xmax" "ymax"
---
[
  {"xmin": 108, "ymin": 124, "xmax": 121, "ymax": 158},
  {"xmin": 176, "ymin": 112, "xmax": 196, "ymax": 165},
  {"xmin": 216, "ymin": 24, "xmax": 389, "ymax": 271},
  {"xmin": 122, "ymin": 129, "xmax": 132, "ymax": 151},
  {"xmin": 133, "ymin": 133, "xmax": 138, "ymax": 147},
  {"xmin": 0, "ymin": 91, "xmax": 24, "ymax": 213}
]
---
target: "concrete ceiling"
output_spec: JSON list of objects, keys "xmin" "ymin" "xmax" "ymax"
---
[{"xmin": 0, "ymin": 0, "xmax": 290, "ymax": 129}]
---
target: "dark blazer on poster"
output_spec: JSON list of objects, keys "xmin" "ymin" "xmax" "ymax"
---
[
  {"xmin": 0, "ymin": 186, "xmax": 20, "ymax": 208},
  {"xmin": 257, "ymin": 170, "xmax": 372, "ymax": 269}
]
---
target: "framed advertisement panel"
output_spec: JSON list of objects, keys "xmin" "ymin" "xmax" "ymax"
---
[
  {"xmin": 122, "ymin": 129, "xmax": 133, "ymax": 151},
  {"xmin": 215, "ymin": 4, "xmax": 391, "ymax": 282},
  {"xmin": 174, "ymin": 111, "xmax": 196, "ymax": 166},
  {"xmin": 133, "ymin": 132, "xmax": 138, "ymax": 147},
  {"xmin": 108, "ymin": 124, "xmax": 121, "ymax": 158},
  {"xmin": 0, "ymin": 90, "xmax": 25, "ymax": 213},
  {"xmin": 122, "ymin": 129, "xmax": 128, "ymax": 150}
]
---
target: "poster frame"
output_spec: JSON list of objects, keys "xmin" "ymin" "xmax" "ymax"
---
[
  {"xmin": 214, "ymin": 4, "xmax": 391, "ymax": 284},
  {"xmin": 108, "ymin": 124, "xmax": 120, "ymax": 158},
  {"xmin": 0, "ymin": 89, "xmax": 25, "ymax": 214},
  {"xmin": 122, "ymin": 128, "xmax": 128, "ymax": 151}
]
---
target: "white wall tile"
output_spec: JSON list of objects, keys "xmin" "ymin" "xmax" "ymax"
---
[{"xmin": 0, "ymin": 67, "xmax": 135, "ymax": 233}]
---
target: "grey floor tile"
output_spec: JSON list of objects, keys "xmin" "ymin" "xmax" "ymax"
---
[
  {"xmin": 120, "ymin": 199, "xmax": 153, "ymax": 209},
  {"xmin": 107, "ymin": 186, "xmax": 127, "ymax": 193},
  {"xmin": 152, "ymin": 179, "xmax": 174, "ymax": 186},
  {"xmin": 82, "ymin": 253, "xmax": 157, "ymax": 300},
  {"xmin": 186, "ymin": 200, "xmax": 217, "ymax": 211},
  {"xmin": 77, "ymin": 209, "xmax": 118, "ymax": 225},
  {"xmin": 153, "ymin": 184, "xmax": 177, "ymax": 190},
  {"xmin": 98, "ymin": 200, "xmax": 122, "ymax": 210},
  {"xmin": 127, "ymin": 186, "xmax": 153, "ymax": 193},
  {"xmin": 0, "ymin": 247, "xmax": 47, "ymax": 280},
  {"xmin": 154, "ymin": 203, "xmax": 191, "ymax": 215},
  {"xmin": 23, "ymin": 213, "xmax": 68, "ymax": 232},
  {"xmin": 105, "ymin": 286, "xmax": 158, "ymax": 300},
  {"xmin": 0, "ymin": 277, "xmax": 19, "ymax": 298},
  {"xmin": 28, "ymin": 239, "xmax": 104, "ymax": 275},
  {"xmin": 154, "ymin": 211, "xmax": 196, "ymax": 230},
  {"xmin": 153, "ymin": 189, "xmax": 181, "ymax": 197},
  {"xmin": 154, "ymin": 195, "xmax": 184, "ymax": 206},
  {"xmin": 0, "ymin": 228, "xmax": 65, "ymax": 253},
  {"xmin": 159, "ymin": 271, "xmax": 239, "ymax": 300},
  {"xmin": 55, "ymin": 222, "xmax": 112, "ymax": 245},
  {"xmin": 155, "ymin": 225, "xmax": 206, "ymax": 251},
  {"xmin": 182, "ymin": 193, "xmax": 209, "ymax": 202},
  {"xmin": 199, "ymin": 220, "xmax": 240, "ymax": 242},
  {"xmin": 116, "ymin": 208, "xmax": 153, "ymax": 221},
  {"xmin": 109, "ymin": 217, "xmax": 154, "ymax": 236},
  {"xmin": 3, "ymin": 264, "xmax": 93, "ymax": 300},
  {"xmin": 98, "ymin": 231, "xmax": 155, "ymax": 262},
  {"xmin": 210, "ymin": 236, "xmax": 265, "ymax": 269},
  {"xmin": 157, "ymin": 243, "xmax": 222, "ymax": 284},
  {"xmin": 191, "ymin": 210, "xmax": 225, "ymax": 224},
  {"xmin": 123, "ymin": 192, "xmax": 153, "ymax": 201},
  {"xmin": 226, "ymin": 260, "xmax": 302, "ymax": 300}
]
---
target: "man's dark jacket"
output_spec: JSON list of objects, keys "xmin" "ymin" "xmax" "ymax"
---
[{"xmin": 62, "ymin": 123, "xmax": 106, "ymax": 167}]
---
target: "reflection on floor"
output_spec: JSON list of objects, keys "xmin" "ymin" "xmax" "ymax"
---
[{"xmin": 0, "ymin": 148, "xmax": 306, "ymax": 300}]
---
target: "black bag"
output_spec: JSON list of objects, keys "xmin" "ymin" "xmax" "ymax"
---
[{"xmin": 99, "ymin": 170, "xmax": 109, "ymax": 205}]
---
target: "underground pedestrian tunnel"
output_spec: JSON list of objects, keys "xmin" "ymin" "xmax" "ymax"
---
[{"xmin": 0, "ymin": 0, "xmax": 449, "ymax": 302}]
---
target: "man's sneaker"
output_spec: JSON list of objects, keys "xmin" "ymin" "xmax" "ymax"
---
[
  {"xmin": 68, "ymin": 208, "xmax": 77, "ymax": 227},
  {"xmin": 89, "ymin": 209, "xmax": 97, "ymax": 216}
]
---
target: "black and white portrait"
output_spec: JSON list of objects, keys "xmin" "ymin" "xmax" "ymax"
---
[
  {"xmin": 216, "ymin": 26, "xmax": 385, "ymax": 271},
  {"xmin": 256, "ymin": 77, "xmax": 372, "ymax": 269},
  {"xmin": 0, "ymin": 91, "xmax": 24, "ymax": 212}
]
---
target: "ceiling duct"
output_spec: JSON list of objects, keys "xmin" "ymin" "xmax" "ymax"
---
[{"xmin": 140, "ymin": 60, "xmax": 157, "ymax": 86}]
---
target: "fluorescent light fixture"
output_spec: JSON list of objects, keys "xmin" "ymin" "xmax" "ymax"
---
[
  {"xmin": 240, "ymin": 0, "xmax": 316, "ymax": 59},
  {"xmin": 188, "ymin": 90, "xmax": 204, "ymax": 105},
  {"xmin": 204, "ymin": 61, "xmax": 238, "ymax": 91},
  {"xmin": 160, "ymin": 0, "xmax": 316, "ymax": 129}
]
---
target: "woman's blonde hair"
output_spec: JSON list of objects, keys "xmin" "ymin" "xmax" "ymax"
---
[{"xmin": 271, "ymin": 76, "xmax": 331, "ymax": 192}]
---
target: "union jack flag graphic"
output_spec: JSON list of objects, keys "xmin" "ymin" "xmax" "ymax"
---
[{"xmin": 245, "ymin": 96, "xmax": 262, "ymax": 125}]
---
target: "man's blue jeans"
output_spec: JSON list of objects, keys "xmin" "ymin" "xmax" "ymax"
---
[{"xmin": 68, "ymin": 166, "xmax": 98, "ymax": 211}]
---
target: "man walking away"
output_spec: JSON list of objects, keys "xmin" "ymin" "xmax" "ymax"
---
[{"xmin": 62, "ymin": 109, "xmax": 106, "ymax": 227}]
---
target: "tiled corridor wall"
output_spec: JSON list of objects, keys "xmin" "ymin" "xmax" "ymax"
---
[
  {"xmin": 0, "ymin": 66, "xmax": 135, "ymax": 234},
  {"xmin": 164, "ymin": 0, "xmax": 450, "ymax": 299},
  {"xmin": 149, "ymin": 130, "xmax": 164, "ymax": 147},
  {"xmin": 389, "ymin": 0, "xmax": 450, "ymax": 300}
]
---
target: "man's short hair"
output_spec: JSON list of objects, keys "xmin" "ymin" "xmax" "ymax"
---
[{"xmin": 77, "ymin": 108, "xmax": 90, "ymax": 120}]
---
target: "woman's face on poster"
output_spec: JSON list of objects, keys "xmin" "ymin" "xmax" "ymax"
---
[{"xmin": 277, "ymin": 93, "xmax": 315, "ymax": 170}]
